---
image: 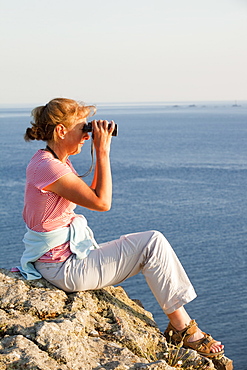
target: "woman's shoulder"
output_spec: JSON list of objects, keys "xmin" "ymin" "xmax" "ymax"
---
[
  {"xmin": 28, "ymin": 150, "xmax": 70, "ymax": 169},
  {"xmin": 27, "ymin": 150, "xmax": 74, "ymax": 181},
  {"xmin": 29, "ymin": 149, "xmax": 53, "ymax": 164}
]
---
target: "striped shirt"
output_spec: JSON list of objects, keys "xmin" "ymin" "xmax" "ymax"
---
[{"xmin": 23, "ymin": 149, "xmax": 77, "ymax": 262}]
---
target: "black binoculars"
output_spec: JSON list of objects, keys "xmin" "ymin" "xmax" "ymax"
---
[{"xmin": 82, "ymin": 121, "xmax": 118, "ymax": 136}]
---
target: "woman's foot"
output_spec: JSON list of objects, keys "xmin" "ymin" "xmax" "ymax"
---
[
  {"xmin": 166, "ymin": 307, "xmax": 224, "ymax": 357},
  {"xmin": 186, "ymin": 325, "xmax": 224, "ymax": 354},
  {"xmin": 164, "ymin": 320, "xmax": 224, "ymax": 358}
]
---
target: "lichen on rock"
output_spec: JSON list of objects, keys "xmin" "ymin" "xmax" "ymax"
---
[{"xmin": 0, "ymin": 269, "xmax": 232, "ymax": 369}]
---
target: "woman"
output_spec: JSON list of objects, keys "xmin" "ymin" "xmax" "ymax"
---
[{"xmin": 19, "ymin": 97, "xmax": 224, "ymax": 358}]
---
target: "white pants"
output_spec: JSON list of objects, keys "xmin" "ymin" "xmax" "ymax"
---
[{"xmin": 35, "ymin": 230, "xmax": 197, "ymax": 314}]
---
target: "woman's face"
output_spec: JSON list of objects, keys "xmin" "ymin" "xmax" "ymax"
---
[{"xmin": 63, "ymin": 115, "xmax": 90, "ymax": 156}]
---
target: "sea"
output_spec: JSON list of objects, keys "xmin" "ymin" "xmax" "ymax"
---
[{"xmin": 0, "ymin": 101, "xmax": 246, "ymax": 369}]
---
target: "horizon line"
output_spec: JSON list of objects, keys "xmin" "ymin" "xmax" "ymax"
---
[{"xmin": 0, "ymin": 99, "xmax": 246, "ymax": 109}]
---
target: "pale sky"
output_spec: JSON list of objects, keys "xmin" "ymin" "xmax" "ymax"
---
[{"xmin": 1, "ymin": 0, "xmax": 247, "ymax": 105}]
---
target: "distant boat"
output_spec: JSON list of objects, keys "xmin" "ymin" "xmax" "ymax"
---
[{"xmin": 232, "ymin": 100, "xmax": 241, "ymax": 107}]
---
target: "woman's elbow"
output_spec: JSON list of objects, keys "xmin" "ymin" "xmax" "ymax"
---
[
  {"xmin": 91, "ymin": 198, "xmax": 111, "ymax": 212},
  {"xmin": 98, "ymin": 202, "xmax": 112, "ymax": 212}
]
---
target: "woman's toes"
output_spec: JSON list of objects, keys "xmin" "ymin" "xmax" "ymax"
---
[{"xmin": 211, "ymin": 342, "xmax": 224, "ymax": 353}]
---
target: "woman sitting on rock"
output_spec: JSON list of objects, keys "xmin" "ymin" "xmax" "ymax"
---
[{"xmin": 18, "ymin": 97, "xmax": 224, "ymax": 359}]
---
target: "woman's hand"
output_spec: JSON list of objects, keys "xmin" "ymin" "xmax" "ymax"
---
[
  {"xmin": 89, "ymin": 120, "xmax": 115, "ymax": 207},
  {"xmin": 43, "ymin": 119, "xmax": 115, "ymax": 212},
  {"xmin": 91, "ymin": 120, "xmax": 116, "ymax": 154}
]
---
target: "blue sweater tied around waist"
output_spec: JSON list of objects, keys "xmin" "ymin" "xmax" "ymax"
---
[{"xmin": 18, "ymin": 215, "xmax": 99, "ymax": 280}]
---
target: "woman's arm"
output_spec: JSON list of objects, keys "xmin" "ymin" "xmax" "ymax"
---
[
  {"xmin": 90, "ymin": 120, "xmax": 115, "ymax": 191},
  {"xmin": 44, "ymin": 120, "xmax": 114, "ymax": 212},
  {"xmin": 90, "ymin": 159, "xmax": 98, "ymax": 191}
]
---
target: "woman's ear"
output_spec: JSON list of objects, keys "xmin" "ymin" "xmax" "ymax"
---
[{"xmin": 55, "ymin": 124, "xmax": 67, "ymax": 139}]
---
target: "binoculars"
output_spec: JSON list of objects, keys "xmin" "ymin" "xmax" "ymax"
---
[{"xmin": 82, "ymin": 121, "xmax": 118, "ymax": 136}]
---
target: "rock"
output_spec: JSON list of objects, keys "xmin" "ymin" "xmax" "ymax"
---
[
  {"xmin": 212, "ymin": 356, "xmax": 233, "ymax": 370},
  {"xmin": 0, "ymin": 335, "xmax": 68, "ymax": 370},
  {"xmin": 0, "ymin": 269, "xmax": 233, "ymax": 369}
]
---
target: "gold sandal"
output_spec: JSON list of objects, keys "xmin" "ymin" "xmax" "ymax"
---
[{"xmin": 164, "ymin": 319, "xmax": 224, "ymax": 358}]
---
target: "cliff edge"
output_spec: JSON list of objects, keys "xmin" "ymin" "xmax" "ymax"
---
[{"xmin": 0, "ymin": 269, "xmax": 232, "ymax": 370}]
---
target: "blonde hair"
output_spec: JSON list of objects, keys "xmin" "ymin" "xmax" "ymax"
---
[{"xmin": 24, "ymin": 98, "xmax": 96, "ymax": 142}]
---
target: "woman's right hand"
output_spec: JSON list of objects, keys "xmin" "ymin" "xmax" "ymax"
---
[
  {"xmin": 91, "ymin": 120, "xmax": 116, "ymax": 154},
  {"xmin": 42, "ymin": 119, "xmax": 115, "ymax": 212}
]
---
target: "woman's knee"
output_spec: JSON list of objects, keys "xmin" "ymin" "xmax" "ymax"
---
[
  {"xmin": 140, "ymin": 230, "xmax": 165, "ymax": 243},
  {"xmin": 149, "ymin": 230, "xmax": 168, "ymax": 244},
  {"xmin": 148, "ymin": 230, "xmax": 173, "ymax": 256}
]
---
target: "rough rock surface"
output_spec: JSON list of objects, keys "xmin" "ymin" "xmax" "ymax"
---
[{"xmin": 0, "ymin": 269, "xmax": 233, "ymax": 370}]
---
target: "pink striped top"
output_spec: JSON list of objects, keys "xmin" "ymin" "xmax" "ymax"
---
[{"xmin": 23, "ymin": 149, "xmax": 77, "ymax": 262}]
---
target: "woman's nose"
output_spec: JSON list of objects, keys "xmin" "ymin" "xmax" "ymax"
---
[{"xmin": 83, "ymin": 133, "xmax": 90, "ymax": 140}]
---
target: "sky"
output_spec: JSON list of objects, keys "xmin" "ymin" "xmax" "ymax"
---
[{"xmin": 0, "ymin": 0, "xmax": 247, "ymax": 105}]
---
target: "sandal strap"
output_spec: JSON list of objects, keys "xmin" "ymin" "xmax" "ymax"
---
[
  {"xmin": 192, "ymin": 333, "xmax": 217, "ymax": 353},
  {"xmin": 164, "ymin": 319, "xmax": 198, "ymax": 344},
  {"xmin": 164, "ymin": 320, "xmax": 224, "ymax": 358}
]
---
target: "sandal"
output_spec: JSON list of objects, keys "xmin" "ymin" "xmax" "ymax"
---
[{"xmin": 164, "ymin": 319, "xmax": 224, "ymax": 358}]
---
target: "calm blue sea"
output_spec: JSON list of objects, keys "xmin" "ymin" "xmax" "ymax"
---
[{"xmin": 0, "ymin": 102, "xmax": 246, "ymax": 369}]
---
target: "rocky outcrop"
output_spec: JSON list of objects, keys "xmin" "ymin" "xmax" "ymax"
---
[{"xmin": 0, "ymin": 269, "xmax": 232, "ymax": 369}]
